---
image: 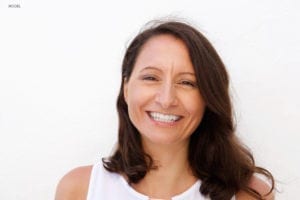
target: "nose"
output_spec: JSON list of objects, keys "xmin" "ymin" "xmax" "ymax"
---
[{"xmin": 155, "ymin": 82, "xmax": 178, "ymax": 109}]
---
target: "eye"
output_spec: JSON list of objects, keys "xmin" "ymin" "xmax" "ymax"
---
[
  {"xmin": 179, "ymin": 80, "xmax": 197, "ymax": 88},
  {"xmin": 141, "ymin": 75, "xmax": 158, "ymax": 81}
]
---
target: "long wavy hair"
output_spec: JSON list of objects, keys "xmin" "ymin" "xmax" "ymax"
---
[{"xmin": 103, "ymin": 20, "xmax": 274, "ymax": 200}]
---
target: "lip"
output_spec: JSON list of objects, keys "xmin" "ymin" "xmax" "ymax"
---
[{"xmin": 146, "ymin": 111, "xmax": 183, "ymax": 126}]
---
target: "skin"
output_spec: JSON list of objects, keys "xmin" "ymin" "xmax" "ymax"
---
[
  {"xmin": 55, "ymin": 35, "xmax": 274, "ymax": 200},
  {"xmin": 55, "ymin": 166, "xmax": 91, "ymax": 200}
]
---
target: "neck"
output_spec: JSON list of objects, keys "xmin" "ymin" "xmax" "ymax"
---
[{"xmin": 132, "ymin": 139, "xmax": 197, "ymax": 199}]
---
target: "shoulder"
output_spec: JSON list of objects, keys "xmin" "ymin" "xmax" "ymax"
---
[
  {"xmin": 55, "ymin": 165, "xmax": 93, "ymax": 200},
  {"xmin": 236, "ymin": 175, "xmax": 275, "ymax": 200}
]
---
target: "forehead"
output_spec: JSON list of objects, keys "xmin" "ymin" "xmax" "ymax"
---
[{"xmin": 133, "ymin": 34, "xmax": 194, "ymax": 73}]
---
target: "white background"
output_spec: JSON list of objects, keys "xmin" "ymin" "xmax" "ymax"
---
[{"xmin": 0, "ymin": 0, "xmax": 299, "ymax": 199}]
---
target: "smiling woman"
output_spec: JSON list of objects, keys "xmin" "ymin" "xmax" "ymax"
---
[
  {"xmin": 55, "ymin": 20, "xmax": 275, "ymax": 200},
  {"xmin": 123, "ymin": 35, "xmax": 206, "ymax": 146}
]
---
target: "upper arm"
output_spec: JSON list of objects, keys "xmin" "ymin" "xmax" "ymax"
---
[
  {"xmin": 55, "ymin": 166, "xmax": 92, "ymax": 200},
  {"xmin": 236, "ymin": 176, "xmax": 275, "ymax": 200}
]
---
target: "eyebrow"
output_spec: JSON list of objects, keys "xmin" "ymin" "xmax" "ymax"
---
[
  {"xmin": 139, "ymin": 66, "xmax": 196, "ymax": 76},
  {"xmin": 139, "ymin": 66, "xmax": 162, "ymax": 73}
]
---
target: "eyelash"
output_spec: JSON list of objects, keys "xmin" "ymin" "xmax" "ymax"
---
[
  {"xmin": 141, "ymin": 75, "xmax": 197, "ymax": 88},
  {"xmin": 142, "ymin": 75, "xmax": 158, "ymax": 81},
  {"xmin": 179, "ymin": 80, "xmax": 197, "ymax": 88}
]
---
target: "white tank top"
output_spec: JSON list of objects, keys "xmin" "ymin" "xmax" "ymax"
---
[{"xmin": 87, "ymin": 162, "xmax": 236, "ymax": 200}]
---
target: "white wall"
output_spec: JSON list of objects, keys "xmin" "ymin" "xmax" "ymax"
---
[{"xmin": 0, "ymin": 0, "xmax": 299, "ymax": 199}]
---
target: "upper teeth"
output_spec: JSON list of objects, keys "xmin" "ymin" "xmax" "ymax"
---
[{"xmin": 149, "ymin": 112, "xmax": 180, "ymax": 123}]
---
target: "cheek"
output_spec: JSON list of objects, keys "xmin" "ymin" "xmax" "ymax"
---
[
  {"xmin": 126, "ymin": 88, "xmax": 153, "ymax": 129},
  {"xmin": 127, "ymin": 86, "xmax": 143, "ymax": 105},
  {"xmin": 126, "ymin": 85, "xmax": 152, "ymax": 113},
  {"xmin": 184, "ymin": 94, "xmax": 206, "ymax": 118}
]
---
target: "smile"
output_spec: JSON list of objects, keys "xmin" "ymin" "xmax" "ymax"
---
[{"xmin": 148, "ymin": 112, "xmax": 181, "ymax": 123}]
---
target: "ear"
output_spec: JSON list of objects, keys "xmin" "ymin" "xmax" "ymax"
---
[{"xmin": 123, "ymin": 78, "xmax": 128, "ymax": 104}]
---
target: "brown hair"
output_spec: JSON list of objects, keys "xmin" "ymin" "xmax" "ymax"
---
[{"xmin": 103, "ymin": 20, "xmax": 274, "ymax": 200}]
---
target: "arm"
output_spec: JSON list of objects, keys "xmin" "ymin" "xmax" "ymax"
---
[
  {"xmin": 55, "ymin": 166, "xmax": 92, "ymax": 200},
  {"xmin": 236, "ymin": 176, "xmax": 275, "ymax": 200}
]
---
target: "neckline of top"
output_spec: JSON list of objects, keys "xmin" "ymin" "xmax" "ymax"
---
[{"xmin": 117, "ymin": 174, "xmax": 201, "ymax": 200}]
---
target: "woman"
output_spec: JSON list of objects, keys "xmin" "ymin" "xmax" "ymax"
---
[{"xmin": 55, "ymin": 20, "xmax": 275, "ymax": 200}]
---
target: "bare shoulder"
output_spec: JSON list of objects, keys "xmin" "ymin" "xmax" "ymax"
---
[
  {"xmin": 55, "ymin": 165, "xmax": 93, "ymax": 200},
  {"xmin": 236, "ymin": 175, "xmax": 275, "ymax": 200}
]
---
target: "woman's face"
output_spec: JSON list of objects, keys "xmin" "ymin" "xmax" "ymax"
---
[{"xmin": 124, "ymin": 34, "xmax": 206, "ymax": 147}]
